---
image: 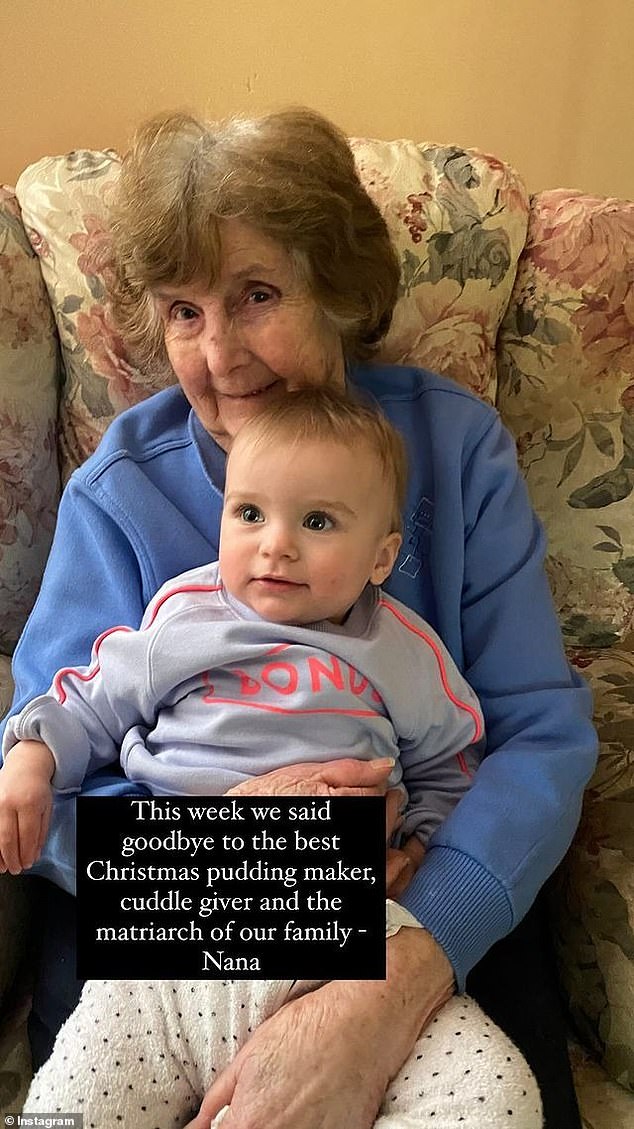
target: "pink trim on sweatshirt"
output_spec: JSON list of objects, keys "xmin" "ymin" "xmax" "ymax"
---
[
  {"xmin": 54, "ymin": 626, "xmax": 134, "ymax": 704},
  {"xmin": 54, "ymin": 583, "xmax": 223, "ymax": 704},
  {"xmin": 144, "ymin": 583, "xmax": 223, "ymax": 627},
  {"xmin": 200, "ymin": 697, "xmax": 381, "ymax": 717},
  {"xmin": 377, "ymin": 598, "xmax": 483, "ymax": 744},
  {"xmin": 456, "ymin": 750, "xmax": 474, "ymax": 778}
]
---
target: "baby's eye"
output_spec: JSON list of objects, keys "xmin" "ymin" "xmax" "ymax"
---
[
  {"xmin": 238, "ymin": 504, "xmax": 264, "ymax": 524},
  {"xmin": 303, "ymin": 512, "xmax": 334, "ymax": 532}
]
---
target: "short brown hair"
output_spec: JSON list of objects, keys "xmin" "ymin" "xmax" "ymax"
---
[
  {"xmin": 109, "ymin": 108, "xmax": 400, "ymax": 373},
  {"xmin": 227, "ymin": 386, "xmax": 408, "ymax": 534}
]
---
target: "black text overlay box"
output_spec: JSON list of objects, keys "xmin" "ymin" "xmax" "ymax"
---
[{"xmin": 77, "ymin": 796, "xmax": 386, "ymax": 979}]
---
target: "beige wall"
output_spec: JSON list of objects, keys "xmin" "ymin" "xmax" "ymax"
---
[{"xmin": 3, "ymin": 0, "xmax": 633, "ymax": 199}]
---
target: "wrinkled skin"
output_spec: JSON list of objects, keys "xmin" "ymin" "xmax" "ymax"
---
[{"xmin": 183, "ymin": 756, "xmax": 452, "ymax": 1129}]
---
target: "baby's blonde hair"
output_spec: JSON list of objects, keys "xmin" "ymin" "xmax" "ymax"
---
[{"xmin": 228, "ymin": 386, "xmax": 408, "ymax": 534}]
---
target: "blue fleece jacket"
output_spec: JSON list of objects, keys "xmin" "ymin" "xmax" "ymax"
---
[{"xmin": 1, "ymin": 364, "xmax": 597, "ymax": 988}]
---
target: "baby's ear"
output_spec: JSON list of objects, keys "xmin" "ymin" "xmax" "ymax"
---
[{"xmin": 370, "ymin": 532, "xmax": 402, "ymax": 586}]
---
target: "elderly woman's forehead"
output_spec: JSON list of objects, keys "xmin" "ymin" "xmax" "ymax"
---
[
  {"xmin": 152, "ymin": 224, "xmax": 302, "ymax": 297},
  {"xmin": 147, "ymin": 229, "xmax": 297, "ymax": 298},
  {"xmin": 219, "ymin": 220, "xmax": 295, "ymax": 268}
]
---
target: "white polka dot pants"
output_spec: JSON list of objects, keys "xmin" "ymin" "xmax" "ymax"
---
[{"xmin": 25, "ymin": 980, "xmax": 542, "ymax": 1128}]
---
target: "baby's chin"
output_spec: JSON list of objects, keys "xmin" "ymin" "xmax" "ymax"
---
[
  {"xmin": 243, "ymin": 596, "xmax": 323, "ymax": 627},
  {"xmin": 255, "ymin": 606, "xmax": 345, "ymax": 628}
]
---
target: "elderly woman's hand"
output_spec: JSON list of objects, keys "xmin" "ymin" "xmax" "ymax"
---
[
  {"xmin": 386, "ymin": 838, "xmax": 425, "ymax": 898},
  {"xmin": 184, "ymin": 926, "xmax": 454, "ymax": 1129},
  {"xmin": 228, "ymin": 760, "xmax": 424, "ymax": 895},
  {"xmin": 384, "ymin": 786, "xmax": 426, "ymax": 897},
  {"xmin": 183, "ymin": 766, "xmax": 434, "ymax": 1129},
  {"xmin": 226, "ymin": 756, "xmax": 395, "ymax": 798}
]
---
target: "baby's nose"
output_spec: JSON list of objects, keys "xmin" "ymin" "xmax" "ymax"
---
[{"xmin": 260, "ymin": 523, "xmax": 298, "ymax": 560}]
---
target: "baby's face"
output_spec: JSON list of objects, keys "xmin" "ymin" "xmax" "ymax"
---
[{"xmin": 219, "ymin": 436, "xmax": 401, "ymax": 625}]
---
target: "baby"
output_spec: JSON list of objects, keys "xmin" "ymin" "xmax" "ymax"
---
[
  {"xmin": 0, "ymin": 387, "xmax": 541, "ymax": 1129},
  {"xmin": 0, "ymin": 386, "xmax": 483, "ymax": 871}
]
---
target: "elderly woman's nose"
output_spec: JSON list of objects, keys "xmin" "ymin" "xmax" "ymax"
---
[{"xmin": 202, "ymin": 312, "xmax": 248, "ymax": 372}]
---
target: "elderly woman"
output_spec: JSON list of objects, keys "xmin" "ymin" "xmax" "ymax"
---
[{"xmin": 2, "ymin": 109, "xmax": 596, "ymax": 1129}]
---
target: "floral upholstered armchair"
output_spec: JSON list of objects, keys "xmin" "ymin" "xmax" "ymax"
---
[{"xmin": 0, "ymin": 131, "xmax": 633, "ymax": 1129}]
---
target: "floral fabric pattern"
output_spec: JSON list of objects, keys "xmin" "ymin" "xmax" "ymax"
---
[
  {"xmin": 0, "ymin": 188, "xmax": 59, "ymax": 650},
  {"xmin": 497, "ymin": 191, "xmax": 634, "ymax": 648},
  {"xmin": 353, "ymin": 138, "xmax": 530, "ymax": 401},
  {"xmin": 551, "ymin": 643, "xmax": 634, "ymax": 1094},
  {"xmin": 15, "ymin": 153, "xmax": 172, "ymax": 481},
  {"xmin": 497, "ymin": 188, "xmax": 634, "ymax": 1098}
]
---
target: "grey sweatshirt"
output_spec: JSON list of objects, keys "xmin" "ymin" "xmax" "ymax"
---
[{"xmin": 3, "ymin": 562, "xmax": 484, "ymax": 844}]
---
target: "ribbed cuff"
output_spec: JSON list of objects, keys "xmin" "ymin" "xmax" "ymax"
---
[{"xmin": 398, "ymin": 844, "xmax": 514, "ymax": 991}]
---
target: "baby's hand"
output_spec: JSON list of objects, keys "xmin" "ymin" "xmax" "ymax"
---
[{"xmin": 0, "ymin": 740, "xmax": 55, "ymax": 875}]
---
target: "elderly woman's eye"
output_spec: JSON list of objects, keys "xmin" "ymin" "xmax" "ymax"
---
[
  {"xmin": 245, "ymin": 286, "xmax": 276, "ymax": 306},
  {"xmin": 171, "ymin": 304, "xmax": 198, "ymax": 321},
  {"xmin": 238, "ymin": 505, "xmax": 264, "ymax": 523},
  {"xmin": 303, "ymin": 512, "xmax": 334, "ymax": 531}
]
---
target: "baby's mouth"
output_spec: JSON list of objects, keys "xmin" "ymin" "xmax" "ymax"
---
[{"xmin": 253, "ymin": 576, "xmax": 306, "ymax": 588}]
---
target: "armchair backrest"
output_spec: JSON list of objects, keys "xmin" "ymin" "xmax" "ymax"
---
[
  {"xmin": 0, "ymin": 187, "xmax": 59, "ymax": 651},
  {"xmin": 13, "ymin": 139, "xmax": 529, "ymax": 483},
  {"xmin": 3, "ymin": 132, "xmax": 634, "ymax": 657},
  {"xmin": 497, "ymin": 190, "xmax": 634, "ymax": 649}
]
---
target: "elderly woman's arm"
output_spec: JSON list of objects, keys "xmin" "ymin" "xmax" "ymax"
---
[
  {"xmin": 186, "ymin": 927, "xmax": 453, "ymax": 1129},
  {"xmin": 390, "ymin": 402, "xmax": 598, "ymax": 990},
  {"xmin": 179, "ymin": 769, "xmax": 432, "ymax": 1129}
]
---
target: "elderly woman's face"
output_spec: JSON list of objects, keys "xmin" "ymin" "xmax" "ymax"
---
[{"xmin": 153, "ymin": 220, "xmax": 346, "ymax": 449}]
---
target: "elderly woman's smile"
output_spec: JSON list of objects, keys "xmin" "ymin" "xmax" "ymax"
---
[{"xmin": 154, "ymin": 219, "xmax": 346, "ymax": 449}]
